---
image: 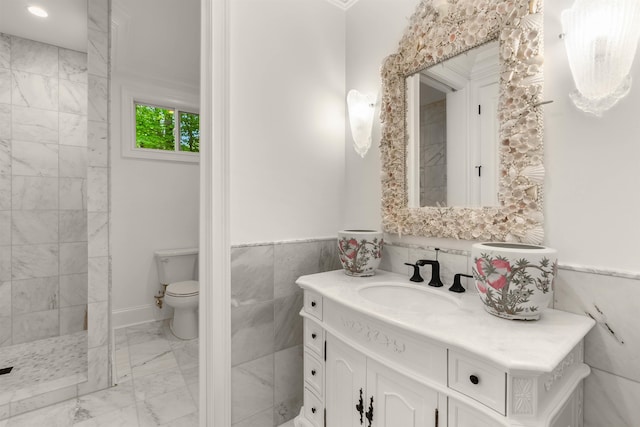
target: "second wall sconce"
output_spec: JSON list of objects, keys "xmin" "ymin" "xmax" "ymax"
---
[
  {"xmin": 561, "ymin": 0, "xmax": 640, "ymax": 117},
  {"xmin": 347, "ymin": 89, "xmax": 376, "ymax": 158}
]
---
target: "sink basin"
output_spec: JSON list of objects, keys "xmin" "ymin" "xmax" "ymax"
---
[{"xmin": 357, "ymin": 283, "xmax": 461, "ymax": 314}]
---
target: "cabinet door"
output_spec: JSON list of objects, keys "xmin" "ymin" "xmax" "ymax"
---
[
  {"xmin": 366, "ymin": 358, "xmax": 439, "ymax": 427},
  {"xmin": 448, "ymin": 398, "xmax": 496, "ymax": 427},
  {"xmin": 326, "ymin": 333, "xmax": 367, "ymax": 427},
  {"xmin": 550, "ymin": 385, "xmax": 581, "ymax": 427}
]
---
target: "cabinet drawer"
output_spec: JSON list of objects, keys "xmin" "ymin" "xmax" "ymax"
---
[
  {"xmin": 304, "ymin": 291, "xmax": 323, "ymax": 320},
  {"xmin": 304, "ymin": 387, "xmax": 324, "ymax": 427},
  {"xmin": 448, "ymin": 350, "xmax": 506, "ymax": 415},
  {"xmin": 304, "ymin": 350, "xmax": 324, "ymax": 397},
  {"xmin": 304, "ymin": 318, "xmax": 324, "ymax": 357}
]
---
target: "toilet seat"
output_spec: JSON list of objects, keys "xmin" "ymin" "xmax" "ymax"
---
[{"xmin": 166, "ymin": 280, "xmax": 199, "ymax": 297}]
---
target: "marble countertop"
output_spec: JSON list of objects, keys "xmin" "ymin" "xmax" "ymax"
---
[{"xmin": 296, "ymin": 270, "xmax": 595, "ymax": 373}]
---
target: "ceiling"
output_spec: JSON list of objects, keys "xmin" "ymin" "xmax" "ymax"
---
[{"xmin": 0, "ymin": 0, "xmax": 87, "ymax": 52}]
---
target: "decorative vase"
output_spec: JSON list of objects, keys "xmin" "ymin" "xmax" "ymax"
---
[
  {"xmin": 337, "ymin": 230, "xmax": 384, "ymax": 277},
  {"xmin": 471, "ymin": 242, "xmax": 557, "ymax": 320}
]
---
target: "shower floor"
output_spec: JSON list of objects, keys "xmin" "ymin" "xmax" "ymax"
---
[{"xmin": 0, "ymin": 331, "xmax": 88, "ymax": 406}]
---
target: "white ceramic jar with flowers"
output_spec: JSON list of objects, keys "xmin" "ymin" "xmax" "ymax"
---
[
  {"xmin": 471, "ymin": 242, "xmax": 558, "ymax": 320},
  {"xmin": 337, "ymin": 230, "xmax": 384, "ymax": 277}
]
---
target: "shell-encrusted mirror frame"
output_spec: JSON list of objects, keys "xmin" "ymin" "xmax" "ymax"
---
[{"xmin": 380, "ymin": 0, "xmax": 545, "ymax": 243}]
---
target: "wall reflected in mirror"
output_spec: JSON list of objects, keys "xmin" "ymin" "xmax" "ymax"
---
[{"xmin": 407, "ymin": 40, "xmax": 500, "ymax": 208}]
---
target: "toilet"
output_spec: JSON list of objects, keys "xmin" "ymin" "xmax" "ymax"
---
[{"xmin": 154, "ymin": 248, "xmax": 199, "ymax": 339}]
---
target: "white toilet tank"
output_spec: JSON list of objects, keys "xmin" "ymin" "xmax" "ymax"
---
[{"xmin": 154, "ymin": 248, "xmax": 199, "ymax": 285}]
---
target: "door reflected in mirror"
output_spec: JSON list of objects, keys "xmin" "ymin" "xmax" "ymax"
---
[{"xmin": 406, "ymin": 40, "xmax": 499, "ymax": 208}]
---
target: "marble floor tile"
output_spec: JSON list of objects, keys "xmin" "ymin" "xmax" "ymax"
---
[
  {"xmin": 3, "ymin": 399, "xmax": 76, "ymax": 427},
  {"xmin": 72, "ymin": 404, "xmax": 138, "ymax": 427},
  {"xmin": 126, "ymin": 321, "xmax": 169, "ymax": 346},
  {"xmin": 180, "ymin": 365, "xmax": 199, "ymax": 386},
  {"xmin": 137, "ymin": 387, "xmax": 197, "ymax": 426},
  {"xmin": 170, "ymin": 340, "xmax": 198, "ymax": 370},
  {"xmin": 5, "ymin": 320, "xmax": 201, "ymax": 426},
  {"xmin": 129, "ymin": 339, "xmax": 173, "ymax": 369},
  {"xmin": 159, "ymin": 412, "xmax": 198, "ymax": 427},
  {"xmin": 231, "ymin": 408, "xmax": 273, "ymax": 427},
  {"xmin": 133, "ymin": 369, "xmax": 187, "ymax": 402},
  {"xmin": 74, "ymin": 382, "xmax": 135, "ymax": 421}
]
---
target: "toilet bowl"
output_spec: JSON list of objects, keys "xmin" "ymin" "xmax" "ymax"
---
[
  {"xmin": 164, "ymin": 280, "xmax": 199, "ymax": 339},
  {"xmin": 154, "ymin": 248, "xmax": 199, "ymax": 340}
]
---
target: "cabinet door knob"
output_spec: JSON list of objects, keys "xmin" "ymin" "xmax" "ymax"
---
[
  {"xmin": 311, "ymin": 369, "xmax": 316, "ymax": 376},
  {"xmin": 311, "ymin": 333, "xmax": 317, "ymax": 339},
  {"xmin": 311, "ymin": 301, "xmax": 317, "ymax": 307},
  {"xmin": 469, "ymin": 375, "xmax": 480, "ymax": 385},
  {"xmin": 311, "ymin": 407, "xmax": 317, "ymax": 414}
]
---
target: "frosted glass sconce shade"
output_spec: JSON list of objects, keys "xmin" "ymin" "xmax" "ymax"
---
[
  {"xmin": 562, "ymin": 0, "xmax": 640, "ymax": 116},
  {"xmin": 347, "ymin": 90, "xmax": 376, "ymax": 158}
]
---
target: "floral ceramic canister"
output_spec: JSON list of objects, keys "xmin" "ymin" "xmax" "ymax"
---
[
  {"xmin": 471, "ymin": 242, "xmax": 558, "ymax": 320},
  {"xmin": 337, "ymin": 230, "xmax": 384, "ymax": 277}
]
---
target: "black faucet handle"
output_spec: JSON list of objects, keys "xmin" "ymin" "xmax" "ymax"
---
[
  {"xmin": 449, "ymin": 273, "xmax": 473, "ymax": 293},
  {"xmin": 404, "ymin": 263, "xmax": 424, "ymax": 282},
  {"xmin": 416, "ymin": 259, "xmax": 443, "ymax": 287}
]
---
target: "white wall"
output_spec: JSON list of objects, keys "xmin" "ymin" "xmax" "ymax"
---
[
  {"xmin": 344, "ymin": 0, "xmax": 417, "ymax": 230},
  {"xmin": 230, "ymin": 0, "xmax": 346, "ymax": 244},
  {"xmin": 544, "ymin": 0, "xmax": 640, "ymax": 272},
  {"xmin": 110, "ymin": 0, "xmax": 200, "ymax": 326},
  {"xmin": 346, "ymin": 0, "xmax": 640, "ymax": 273}
]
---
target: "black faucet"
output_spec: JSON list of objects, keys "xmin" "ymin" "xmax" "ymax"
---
[
  {"xmin": 404, "ymin": 262, "xmax": 424, "ymax": 282},
  {"xmin": 416, "ymin": 260, "xmax": 443, "ymax": 287},
  {"xmin": 449, "ymin": 273, "xmax": 473, "ymax": 293}
]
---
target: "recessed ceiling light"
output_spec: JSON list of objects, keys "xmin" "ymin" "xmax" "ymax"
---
[{"xmin": 27, "ymin": 6, "xmax": 49, "ymax": 18}]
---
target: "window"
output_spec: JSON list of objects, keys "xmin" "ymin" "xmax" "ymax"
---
[
  {"xmin": 135, "ymin": 103, "xmax": 200, "ymax": 153},
  {"xmin": 121, "ymin": 82, "xmax": 199, "ymax": 163}
]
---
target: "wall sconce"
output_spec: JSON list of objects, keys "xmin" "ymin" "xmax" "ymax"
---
[
  {"xmin": 561, "ymin": 0, "xmax": 640, "ymax": 117},
  {"xmin": 347, "ymin": 90, "xmax": 376, "ymax": 158}
]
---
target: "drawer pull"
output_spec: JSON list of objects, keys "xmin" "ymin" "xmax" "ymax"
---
[
  {"xmin": 311, "ymin": 407, "xmax": 317, "ymax": 414},
  {"xmin": 311, "ymin": 301, "xmax": 317, "ymax": 307},
  {"xmin": 469, "ymin": 374, "xmax": 480, "ymax": 385},
  {"xmin": 311, "ymin": 369, "xmax": 316, "ymax": 376},
  {"xmin": 311, "ymin": 333, "xmax": 317, "ymax": 339}
]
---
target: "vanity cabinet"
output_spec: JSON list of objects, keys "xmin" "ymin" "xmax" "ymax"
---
[{"xmin": 295, "ymin": 271, "xmax": 595, "ymax": 427}]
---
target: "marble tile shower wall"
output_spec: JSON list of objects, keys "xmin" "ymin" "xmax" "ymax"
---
[
  {"xmin": 381, "ymin": 242, "xmax": 640, "ymax": 426},
  {"xmin": 230, "ymin": 239, "xmax": 342, "ymax": 427},
  {"xmin": 0, "ymin": 0, "xmax": 110, "ymax": 412},
  {"xmin": 0, "ymin": 34, "xmax": 88, "ymax": 347}
]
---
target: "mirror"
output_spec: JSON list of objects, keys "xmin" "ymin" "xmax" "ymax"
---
[
  {"xmin": 380, "ymin": 0, "xmax": 546, "ymax": 243},
  {"xmin": 406, "ymin": 40, "xmax": 499, "ymax": 208}
]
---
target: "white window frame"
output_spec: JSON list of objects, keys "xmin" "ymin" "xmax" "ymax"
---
[{"xmin": 121, "ymin": 82, "xmax": 200, "ymax": 163}]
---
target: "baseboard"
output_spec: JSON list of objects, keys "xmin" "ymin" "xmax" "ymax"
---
[{"xmin": 112, "ymin": 304, "xmax": 172, "ymax": 329}]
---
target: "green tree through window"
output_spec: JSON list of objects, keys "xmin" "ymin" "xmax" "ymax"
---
[
  {"xmin": 135, "ymin": 103, "xmax": 199, "ymax": 153},
  {"xmin": 179, "ymin": 112, "xmax": 200, "ymax": 152}
]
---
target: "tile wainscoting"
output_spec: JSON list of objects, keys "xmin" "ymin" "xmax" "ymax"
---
[
  {"xmin": 381, "ymin": 242, "xmax": 640, "ymax": 426},
  {"xmin": 230, "ymin": 238, "xmax": 341, "ymax": 427}
]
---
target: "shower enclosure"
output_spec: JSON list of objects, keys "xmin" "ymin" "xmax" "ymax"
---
[{"xmin": 0, "ymin": 0, "xmax": 110, "ymax": 419}]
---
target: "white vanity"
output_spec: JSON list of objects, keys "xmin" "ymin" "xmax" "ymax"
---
[{"xmin": 294, "ymin": 270, "xmax": 595, "ymax": 427}]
